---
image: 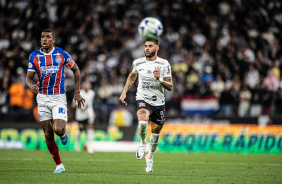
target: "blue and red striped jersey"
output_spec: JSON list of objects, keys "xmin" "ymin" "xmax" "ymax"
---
[{"xmin": 27, "ymin": 47, "xmax": 75, "ymax": 95}]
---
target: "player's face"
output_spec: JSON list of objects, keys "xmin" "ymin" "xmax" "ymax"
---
[
  {"xmin": 41, "ymin": 32, "xmax": 55, "ymax": 49},
  {"xmin": 83, "ymin": 82, "xmax": 91, "ymax": 91},
  {"xmin": 144, "ymin": 41, "xmax": 159, "ymax": 58}
]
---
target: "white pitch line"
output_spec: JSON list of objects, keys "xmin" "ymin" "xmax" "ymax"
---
[{"xmin": 0, "ymin": 158, "xmax": 281, "ymax": 167}]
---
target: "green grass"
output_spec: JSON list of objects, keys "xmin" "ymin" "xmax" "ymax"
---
[{"xmin": 0, "ymin": 150, "xmax": 281, "ymax": 184}]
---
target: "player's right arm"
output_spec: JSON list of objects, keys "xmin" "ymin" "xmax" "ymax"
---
[
  {"xmin": 26, "ymin": 52, "xmax": 39, "ymax": 93},
  {"xmin": 26, "ymin": 71, "xmax": 39, "ymax": 93},
  {"xmin": 119, "ymin": 72, "xmax": 137, "ymax": 106}
]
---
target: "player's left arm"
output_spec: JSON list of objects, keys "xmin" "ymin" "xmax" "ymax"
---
[
  {"xmin": 70, "ymin": 63, "xmax": 85, "ymax": 108},
  {"xmin": 161, "ymin": 76, "xmax": 173, "ymax": 91},
  {"xmin": 153, "ymin": 63, "xmax": 173, "ymax": 91}
]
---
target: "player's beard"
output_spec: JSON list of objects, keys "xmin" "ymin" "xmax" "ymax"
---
[{"xmin": 145, "ymin": 50, "xmax": 156, "ymax": 58}]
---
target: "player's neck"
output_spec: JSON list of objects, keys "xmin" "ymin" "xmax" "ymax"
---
[
  {"xmin": 146, "ymin": 55, "xmax": 157, "ymax": 61},
  {"xmin": 41, "ymin": 46, "xmax": 54, "ymax": 53}
]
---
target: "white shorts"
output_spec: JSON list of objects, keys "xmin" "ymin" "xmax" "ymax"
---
[{"xmin": 37, "ymin": 93, "xmax": 68, "ymax": 122}]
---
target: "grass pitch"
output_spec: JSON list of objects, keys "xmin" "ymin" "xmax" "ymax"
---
[{"xmin": 0, "ymin": 150, "xmax": 281, "ymax": 184}]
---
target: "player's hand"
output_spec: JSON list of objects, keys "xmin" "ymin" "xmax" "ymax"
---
[
  {"xmin": 119, "ymin": 93, "xmax": 127, "ymax": 106},
  {"xmin": 71, "ymin": 103, "xmax": 78, "ymax": 109},
  {"xmin": 74, "ymin": 91, "xmax": 85, "ymax": 109},
  {"xmin": 153, "ymin": 67, "xmax": 161, "ymax": 80},
  {"xmin": 30, "ymin": 82, "xmax": 39, "ymax": 93}
]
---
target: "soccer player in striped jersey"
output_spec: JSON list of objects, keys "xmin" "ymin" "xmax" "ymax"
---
[
  {"xmin": 26, "ymin": 29, "xmax": 85, "ymax": 173},
  {"xmin": 119, "ymin": 38, "xmax": 173, "ymax": 172}
]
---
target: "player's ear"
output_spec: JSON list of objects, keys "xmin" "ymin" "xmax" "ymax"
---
[
  {"xmin": 52, "ymin": 37, "xmax": 56, "ymax": 44},
  {"xmin": 156, "ymin": 45, "xmax": 159, "ymax": 52}
]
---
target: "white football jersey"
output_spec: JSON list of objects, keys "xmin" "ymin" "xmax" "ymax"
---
[
  {"xmin": 132, "ymin": 56, "xmax": 172, "ymax": 106},
  {"xmin": 75, "ymin": 89, "xmax": 95, "ymax": 123}
]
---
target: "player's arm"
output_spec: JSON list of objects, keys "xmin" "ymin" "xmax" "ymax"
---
[
  {"xmin": 161, "ymin": 76, "xmax": 173, "ymax": 91},
  {"xmin": 153, "ymin": 69, "xmax": 173, "ymax": 91},
  {"xmin": 26, "ymin": 71, "xmax": 39, "ymax": 93},
  {"xmin": 71, "ymin": 63, "xmax": 85, "ymax": 108},
  {"xmin": 119, "ymin": 72, "xmax": 137, "ymax": 106}
]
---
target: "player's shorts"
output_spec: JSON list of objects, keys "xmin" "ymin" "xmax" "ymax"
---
[
  {"xmin": 136, "ymin": 100, "xmax": 165, "ymax": 125},
  {"xmin": 77, "ymin": 119, "xmax": 89, "ymax": 129},
  {"xmin": 37, "ymin": 93, "xmax": 68, "ymax": 122}
]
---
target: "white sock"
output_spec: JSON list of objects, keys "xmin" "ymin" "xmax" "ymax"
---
[
  {"xmin": 87, "ymin": 128, "xmax": 94, "ymax": 142},
  {"xmin": 138, "ymin": 121, "xmax": 148, "ymax": 145},
  {"xmin": 148, "ymin": 133, "xmax": 160, "ymax": 160}
]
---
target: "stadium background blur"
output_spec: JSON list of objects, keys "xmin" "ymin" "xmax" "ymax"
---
[{"xmin": 0, "ymin": 1, "xmax": 282, "ymax": 127}]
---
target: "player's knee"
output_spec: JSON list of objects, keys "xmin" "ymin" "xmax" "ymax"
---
[
  {"xmin": 53, "ymin": 127, "xmax": 65, "ymax": 137},
  {"xmin": 87, "ymin": 124, "xmax": 94, "ymax": 129}
]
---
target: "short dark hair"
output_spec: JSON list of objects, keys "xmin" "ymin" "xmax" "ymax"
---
[
  {"xmin": 42, "ymin": 29, "xmax": 55, "ymax": 38},
  {"xmin": 145, "ymin": 37, "xmax": 159, "ymax": 45}
]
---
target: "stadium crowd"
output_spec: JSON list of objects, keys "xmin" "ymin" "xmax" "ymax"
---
[{"xmin": 0, "ymin": 0, "xmax": 282, "ymax": 124}]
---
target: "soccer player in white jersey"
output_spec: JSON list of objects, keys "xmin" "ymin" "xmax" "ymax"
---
[
  {"xmin": 72, "ymin": 81, "xmax": 95, "ymax": 153},
  {"xmin": 119, "ymin": 38, "xmax": 173, "ymax": 172},
  {"xmin": 26, "ymin": 29, "xmax": 85, "ymax": 173}
]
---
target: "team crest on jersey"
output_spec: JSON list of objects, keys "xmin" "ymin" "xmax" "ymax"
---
[
  {"xmin": 55, "ymin": 57, "xmax": 62, "ymax": 64},
  {"xmin": 28, "ymin": 63, "xmax": 33, "ymax": 68},
  {"xmin": 139, "ymin": 102, "xmax": 146, "ymax": 107}
]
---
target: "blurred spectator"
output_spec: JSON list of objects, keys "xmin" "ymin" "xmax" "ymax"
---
[
  {"xmin": 263, "ymin": 69, "xmax": 279, "ymax": 92},
  {"xmin": 250, "ymin": 84, "xmax": 263, "ymax": 117},
  {"xmin": 238, "ymin": 84, "xmax": 252, "ymax": 117},
  {"xmin": 8, "ymin": 78, "xmax": 24, "ymax": 111},
  {"xmin": 109, "ymin": 105, "xmax": 133, "ymax": 127},
  {"xmin": 211, "ymin": 74, "xmax": 225, "ymax": 98},
  {"xmin": 245, "ymin": 64, "xmax": 260, "ymax": 89},
  {"xmin": 274, "ymin": 87, "xmax": 282, "ymax": 115},
  {"xmin": 98, "ymin": 78, "xmax": 113, "ymax": 104},
  {"xmin": 261, "ymin": 87, "xmax": 273, "ymax": 115},
  {"xmin": 22, "ymin": 85, "xmax": 34, "ymax": 111},
  {"xmin": 219, "ymin": 81, "xmax": 240, "ymax": 117}
]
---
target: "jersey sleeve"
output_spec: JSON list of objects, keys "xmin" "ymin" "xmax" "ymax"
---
[
  {"xmin": 132, "ymin": 61, "xmax": 138, "ymax": 74},
  {"xmin": 164, "ymin": 62, "xmax": 172, "ymax": 77},
  {"xmin": 62, "ymin": 50, "xmax": 75, "ymax": 68},
  {"xmin": 27, "ymin": 53, "xmax": 36, "ymax": 72}
]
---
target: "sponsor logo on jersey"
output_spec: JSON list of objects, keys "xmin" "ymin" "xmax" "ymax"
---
[
  {"xmin": 55, "ymin": 57, "xmax": 62, "ymax": 63},
  {"xmin": 139, "ymin": 102, "xmax": 146, "ymax": 107},
  {"xmin": 139, "ymin": 69, "xmax": 144, "ymax": 71},
  {"xmin": 144, "ymin": 95, "xmax": 157, "ymax": 101},
  {"xmin": 147, "ymin": 70, "xmax": 152, "ymax": 74},
  {"xmin": 151, "ymin": 95, "xmax": 157, "ymax": 101},
  {"xmin": 40, "ymin": 66, "xmax": 59, "ymax": 74},
  {"xmin": 28, "ymin": 63, "xmax": 33, "ymax": 68}
]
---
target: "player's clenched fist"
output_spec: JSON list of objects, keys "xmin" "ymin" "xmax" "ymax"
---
[
  {"xmin": 153, "ymin": 69, "xmax": 161, "ymax": 80},
  {"xmin": 30, "ymin": 82, "xmax": 39, "ymax": 93}
]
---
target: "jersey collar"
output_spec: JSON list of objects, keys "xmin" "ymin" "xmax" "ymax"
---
[
  {"xmin": 146, "ymin": 56, "xmax": 159, "ymax": 62},
  {"xmin": 40, "ymin": 47, "xmax": 55, "ymax": 55}
]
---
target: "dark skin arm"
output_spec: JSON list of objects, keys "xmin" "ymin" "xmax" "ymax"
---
[
  {"xmin": 119, "ymin": 72, "xmax": 138, "ymax": 105},
  {"xmin": 70, "ymin": 63, "xmax": 85, "ymax": 108},
  {"xmin": 26, "ymin": 71, "xmax": 39, "ymax": 93}
]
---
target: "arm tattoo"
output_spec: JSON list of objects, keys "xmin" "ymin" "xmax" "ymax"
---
[
  {"xmin": 161, "ymin": 77, "xmax": 173, "ymax": 91},
  {"xmin": 123, "ymin": 72, "xmax": 137, "ymax": 93},
  {"xmin": 129, "ymin": 75, "xmax": 135, "ymax": 81}
]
